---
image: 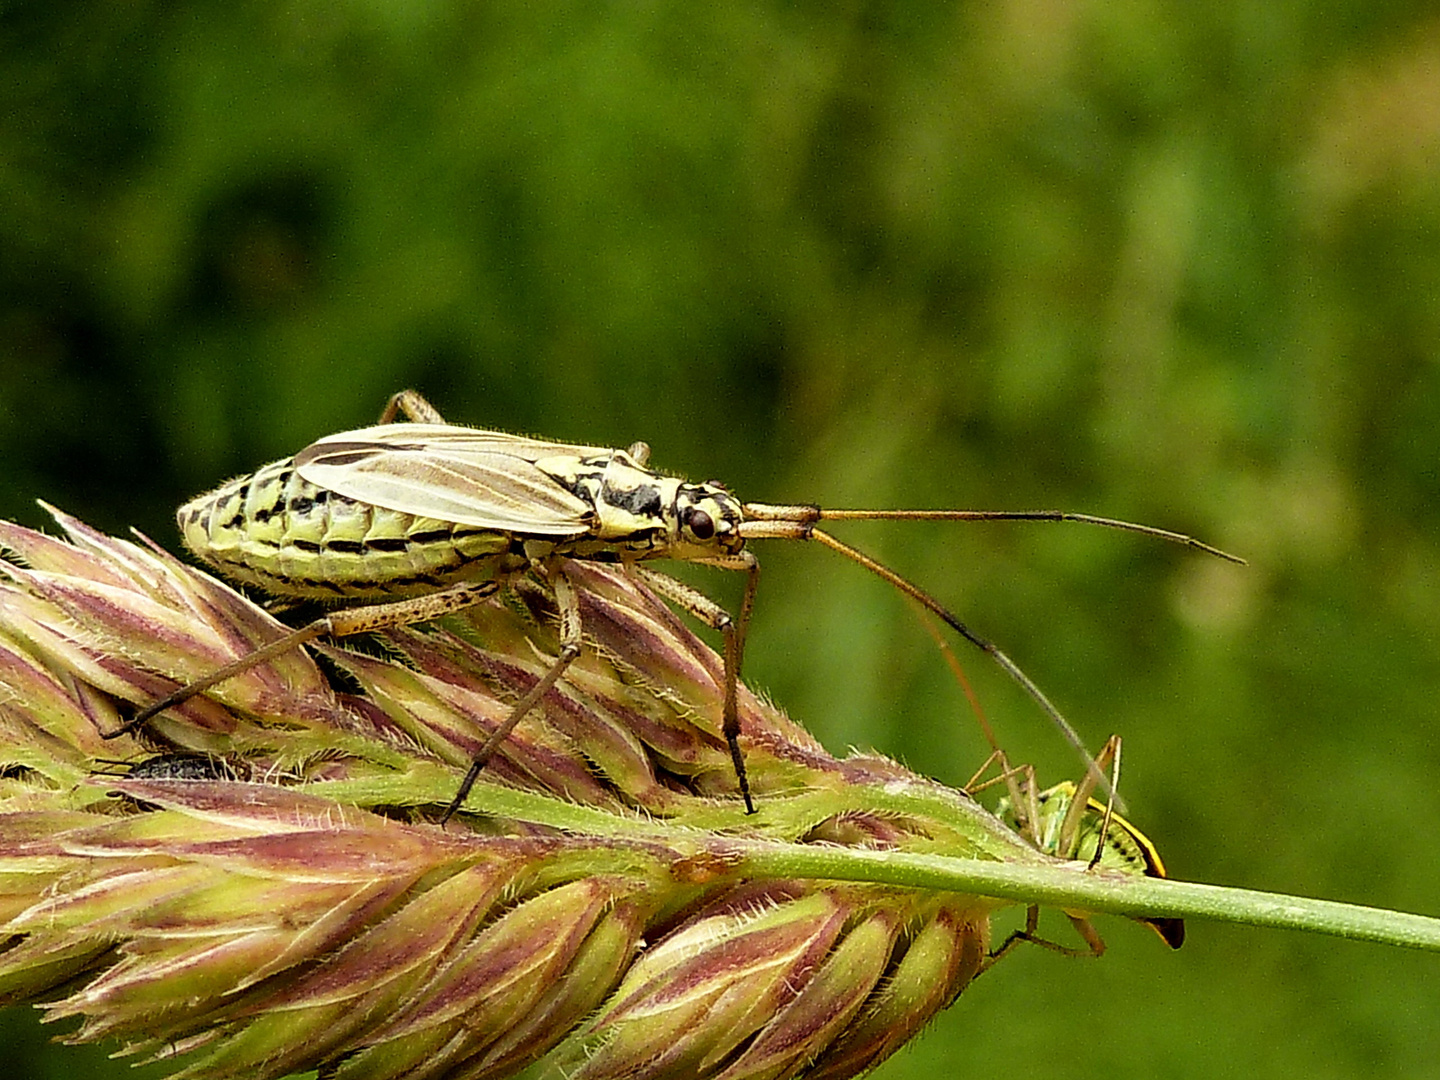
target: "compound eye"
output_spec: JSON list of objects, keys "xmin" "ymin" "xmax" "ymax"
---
[{"xmin": 684, "ymin": 507, "xmax": 715, "ymax": 540}]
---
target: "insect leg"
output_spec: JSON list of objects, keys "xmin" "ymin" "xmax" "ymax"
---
[
  {"xmin": 984, "ymin": 906, "xmax": 1108, "ymax": 972},
  {"xmin": 685, "ymin": 549, "xmax": 761, "ymax": 675},
  {"xmin": 1063, "ymin": 735, "xmax": 1122, "ymax": 870},
  {"xmin": 966, "ymin": 754, "xmax": 1045, "ymax": 844},
  {"xmin": 982, "ymin": 905, "xmax": 1036, "ymax": 970},
  {"xmin": 633, "ymin": 557, "xmax": 759, "ymax": 815},
  {"xmin": 441, "ymin": 564, "xmax": 583, "ymax": 822},
  {"xmin": 378, "ymin": 389, "xmax": 446, "ymax": 424},
  {"xmin": 109, "ymin": 580, "xmax": 503, "ymax": 740}
]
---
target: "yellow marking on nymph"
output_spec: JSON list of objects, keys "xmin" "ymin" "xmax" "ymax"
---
[{"xmin": 987, "ymin": 736, "xmax": 1185, "ymax": 954}]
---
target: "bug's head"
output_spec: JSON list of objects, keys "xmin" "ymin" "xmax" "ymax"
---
[{"xmin": 669, "ymin": 482, "xmax": 745, "ymax": 559}]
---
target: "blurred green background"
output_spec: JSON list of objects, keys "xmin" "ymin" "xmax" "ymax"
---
[{"xmin": 4, "ymin": 1, "xmax": 1440, "ymax": 1077}]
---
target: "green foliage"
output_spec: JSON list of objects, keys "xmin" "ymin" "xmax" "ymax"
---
[{"xmin": 3, "ymin": 1, "xmax": 1439, "ymax": 1076}]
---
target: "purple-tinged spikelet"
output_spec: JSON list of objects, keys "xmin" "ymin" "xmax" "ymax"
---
[{"xmin": 0, "ymin": 507, "xmax": 1061, "ymax": 1080}]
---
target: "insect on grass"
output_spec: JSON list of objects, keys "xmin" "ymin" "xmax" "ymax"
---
[
  {"xmin": 115, "ymin": 390, "xmax": 1241, "ymax": 820},
  {"xmin": 921, "ymin": 613, "xmax": 1183, "ymax": 957},
  {"xmin": 975, "ymin": 735, "xmax": 1186, "ymax": 960}
]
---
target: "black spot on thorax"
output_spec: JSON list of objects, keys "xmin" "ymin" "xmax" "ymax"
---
[{"xmin": 601, "ymin": 479, "xmax": 663, "ymax": 519}]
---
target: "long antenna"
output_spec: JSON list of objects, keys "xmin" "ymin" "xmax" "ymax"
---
[
  {"xmin": 911, "ymin": 604, "xmax": 1095, "ymax": 821},
  {"xmin": 814, "ymin": 509, "xmax": 1245, "ymax": 565},
  {"xmin": 738, "ymin": 502, "xmax": 1242, "ymax": 802},
  {"xmin": 811, "ymin": 527, "xmax": 1118, "ymax": 802}
]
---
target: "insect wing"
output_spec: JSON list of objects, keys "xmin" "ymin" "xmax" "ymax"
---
[
  {"xmin": 294, "ymin": 424, "xmax": 598, "ymax": 536},
  {"xmin": 330, "ymin": 423, "xmax": 616, "ymax": 462}
]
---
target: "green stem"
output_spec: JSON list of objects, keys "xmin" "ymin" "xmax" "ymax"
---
[
  {"xmin": 311, "ymin": 770, "xmax": 1440, "ymax": 952},
  {"xmin": 736, "ymin": 843, "xmax": 1440, "ymax": 951}
]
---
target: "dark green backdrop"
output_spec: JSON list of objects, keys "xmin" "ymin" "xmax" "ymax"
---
[{"xmin": 4, "ymin": 2, "xmax": 1440, "ymax": 1077}]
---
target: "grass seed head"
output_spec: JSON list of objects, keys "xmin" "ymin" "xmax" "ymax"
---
[{"xmin": 0, "ymin": 508, "xmax": 1050, "ymax": 1080}]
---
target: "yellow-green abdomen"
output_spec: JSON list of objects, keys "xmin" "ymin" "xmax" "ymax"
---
[{"xmin": 178, "ymin": 457, "xmax": 514, "ymax": 599}]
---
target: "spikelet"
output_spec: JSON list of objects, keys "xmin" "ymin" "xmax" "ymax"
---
[{"xmin": 0, "ymin": 506, "xmax": 1049, "ymax": 1080}]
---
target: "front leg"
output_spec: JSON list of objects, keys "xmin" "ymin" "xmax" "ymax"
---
[
  {"xmin": 634, "ymin": 553, "xmax": 759, "ymax": 815},
  {"xmin": 981, "ymin": 907, "xmax": 1107, "ymax": 974}
]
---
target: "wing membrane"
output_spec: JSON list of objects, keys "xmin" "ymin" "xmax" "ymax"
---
[
  {"xmin": 310, "ymin": 423, "xmax": 615, "ymax": 462},
  {"xmin": 294, "ymin": 424, "xmax": 597, "ymax": 535}
]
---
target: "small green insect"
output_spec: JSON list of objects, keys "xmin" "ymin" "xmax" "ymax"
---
[
  {"xmin": 116, "ymin": 390, "xmax": 1240, "ymax": 820},
  {"xmin": 986, "ymin": 735, "xmax": 1184, "ymax": 957}
]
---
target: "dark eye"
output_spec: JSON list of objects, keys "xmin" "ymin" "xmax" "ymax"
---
[{"xmin": 685, "ymin": 507, "xmax": 715, "ymax": 540}]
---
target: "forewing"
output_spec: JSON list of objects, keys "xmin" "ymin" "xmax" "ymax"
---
[
  {"xmin": 305, "ymin": 423, "xmax": 614, "ymax": 461},
  {"xmin": 294, "ymin": 424, "xmax": 596, "ymax": 536},
  {"xmin": 321, "ymin": 423, "xmax": 615, "ymax": 461}
]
